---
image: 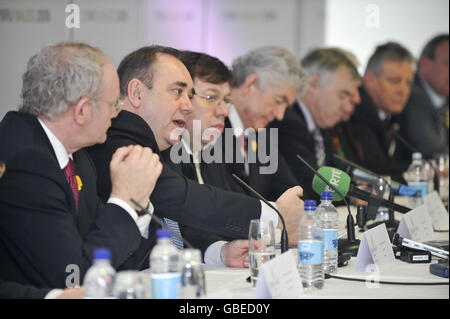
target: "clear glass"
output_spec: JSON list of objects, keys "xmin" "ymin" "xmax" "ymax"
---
[
  {"xmin": 248, "ymin": 219, "xmax": 276, "ymax": 287},
  {"xmin": 180, "ymin": 249, "xmax": 206, "ymax": 298},
  {"xmin": 111, "ymin": 271, "xmax": 147, "ymax": 299},
  {"xmin": 435, "ymin": 154, "xmax": 449, "ymax": 205},
  {"xmin": 372, "ymin": 176, "xmax": 391, "ymax": 222}
]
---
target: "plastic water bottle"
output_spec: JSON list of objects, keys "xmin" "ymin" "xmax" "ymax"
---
[
  {"xmin": 150, "ymin": 229, "xmax": 182, "ymax": 299},
  {"xmin": 316, "ymin": 191, "xmax": 338, "ymax": 274},
  {"xmin": 297, "ymin": 200, "xmax": 324, "ymax": 291},
  {"xmin": 407, "ymin": 152, "xmax": 429, "ymax": 208},
  {"xmin": 83, "ymin": 248, "xmax": 116, "ymax": 299}
]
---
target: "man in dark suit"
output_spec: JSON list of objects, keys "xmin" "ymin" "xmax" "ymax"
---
[
  {"xmin": 87, "ymin": 46, "xmax": 304, "ymax": 266},
  {"xmin": 216, "ymin": 46, "xmax": 308, "ymax": 202},
  {"xmin": 349, "ymin": 42, "xmax": 415, "ymax": 183},
  {"xmin": 0, "ymin": 42, "xmax": 162, "ymax": 291},
  {"xmin": 399, "ymin": 34, "xmax": 449, "ymax": 158},
  {"xmin": 270, "ymin": 48, "xmax": 362, "ymax": 199}
]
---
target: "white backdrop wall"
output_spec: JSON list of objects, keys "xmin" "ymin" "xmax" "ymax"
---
[
  {"xmin": 0, "ymin": 0, "xmax": 448, "ymax": 119},
  {"xmin": 325, "ymin": 0, "xmax": 449, "ymax": 72}
]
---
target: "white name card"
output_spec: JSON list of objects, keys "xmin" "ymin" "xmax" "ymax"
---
[
  {"xmin": 355, "ymin": 223, "xmax": 395, "ymax": 272},
  {"xmin": 254, "ymin": 251, "xmax": 303, "ymax": 299},
  {"xmin": 397, "ymin": 204, "xmax": 435, "ymax": 242},
  {"xmin": 423, "ymin": 191, "xmax": 449, "ymax": 231}
]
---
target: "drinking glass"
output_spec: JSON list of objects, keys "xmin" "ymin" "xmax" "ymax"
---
[
  {"xmin": 180, "ymin": 248, "xmax": 206, "ymax": 298},
  {"xmin": 111, "ymin": 271, "xmax": 147, "ymax": 299},
  {"xmin": 248, "ymin": 219, "xmax": 276, "ymax": 287}
]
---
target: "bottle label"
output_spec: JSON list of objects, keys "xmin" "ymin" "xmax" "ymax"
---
[
  {"xmin": 408, "ymin": 182, "xmax": 429, "ymax": 198},
  {"xmin": 151, "ymin": 273, "xmax": 181, "ymax": 299},
  {"xmin": 323, "ymin": 229, "xmax": 338, "ymax": 251},
  {"xmin": 298, "ymin": 240, "xmax": 323, "ymax": 264}
]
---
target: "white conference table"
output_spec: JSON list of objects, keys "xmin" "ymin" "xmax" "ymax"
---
[{"xmin": 200, "ymin": 199, "xmax": 449, "ymax": 299}]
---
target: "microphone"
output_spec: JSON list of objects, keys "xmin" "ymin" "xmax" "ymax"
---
[
  {"xmin": 295, "ymin": 154, "xmax": 360, "ymax": 256},
  {"xmin": 231, "ymin": 174, "xmax": 289, "ymax": 253},
  {"xmin": 311, "ymin": 166, "xmax": 411, "ymax": 218},
  {"xmin": 332, "ymin": 154, "xmax": 417, "ymax": 197},
  {"xmin": 130, "ymin": 198, "xmax": 194, "ymax": 249}
]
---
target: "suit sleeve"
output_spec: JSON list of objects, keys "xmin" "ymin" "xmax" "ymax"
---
[
  {"xmin": 0, "ymin": 278, "xmax": 50, "ymax": 299},
  {"xmin": 403, "ymin": 92, "xmax": 448, "ymax": 158},
  {"xmin": 88, "ymin": 136, "xmax": 262, "ymax": 240},
  {"xmin": 0, "ymin": 149, "xmax": 142, "ymax": 289}
]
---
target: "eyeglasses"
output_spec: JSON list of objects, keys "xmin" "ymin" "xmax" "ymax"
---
[
  {"xmin": 195, "ymin": 92, "xmax": 232, "ymax": 107},
  {"xmin": 89, "ymin": 97, "xmax": 124, "ymax": 112}
]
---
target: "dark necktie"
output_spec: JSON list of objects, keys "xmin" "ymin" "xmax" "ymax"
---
[
  {"xmin": 312, "ymin": 128, "xmax": 325, "ymax": 167},
  {"xmin": 63, "ymin": 158, "xmax": 79, "ymax": 213}
]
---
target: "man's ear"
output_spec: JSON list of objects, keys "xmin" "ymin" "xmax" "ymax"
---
[
  {"xmin": 363, "ymin": 71, "xmax": 377, "ymax": 91},
  {"xmin": 72, "ymin": 97, "xmax": 92, "ymax": 125},
  {"xmin": 242, "ymin": 73, "xmax": 259, "ymax": 96},
  {"xmin": 127, "ymin": 79, "xmax": 145, "ymax": 108}
]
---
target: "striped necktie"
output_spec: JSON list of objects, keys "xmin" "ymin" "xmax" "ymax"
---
[
  {"xmin": 163, "ymin": 218, "xmax": 184, "ymax": 250},
  {"xmin": 312, "ymin": 128, "xmax": 326, "ymax": 167}
]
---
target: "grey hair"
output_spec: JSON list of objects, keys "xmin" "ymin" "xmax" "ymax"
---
[
  {"xmin": 365, "ymin": 42, "xmax": 414, "ymax": 76},
  {"xmin": 301, "ymin": 48, "xmax": 361, "ymax": 86},
  {"xmin": 231, "ymin": 46, "xmax": 308, "ymax": 96},
  {"xmin": 19, "ymin": 42, "xmax": 111, "ymax": 120}
]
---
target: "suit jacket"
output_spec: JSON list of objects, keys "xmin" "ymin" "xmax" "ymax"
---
[
  {"xmin": 161, "ymin": 147, "xmax": 237, "ymax": 246},
  {"xmin": 0, "ymin": 278, "xmax": 50, "ymax": 299},
  {"xmin": 398, "ymin": 74, "xmax": 449, "ymax": 158},
  {"xmin": 269, "ymin": 102, "xmax": 339, "ymax": 200},
  {"xmin": 221, "ymin": 117, "xmax": 300, "ymax": 202},
  {"xmin": 348, "ymin": 87, "xmax": 410, "ymax": 183},
  {"xmin": 0, "ymin": 111, "xmax": 148, "ymax": 289},
  {"xmin": 87, "ymin": 110, "xmax": 261, "ymax": 242}
]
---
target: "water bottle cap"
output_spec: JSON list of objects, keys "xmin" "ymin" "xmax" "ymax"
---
[
  {"xmin": 320, "ymin": 191, "xmax": 333, "ymax": 200},
  {"xmin": 93, "ymin": 248, "xmax": 111, "ymax": 260},
  {"xmin": 304, "ymin": 200, "xmax": 316, "ymax": 210},
  {"xmin": 156, "ymin": 228, "xmax": 172, "ymax": 239}
]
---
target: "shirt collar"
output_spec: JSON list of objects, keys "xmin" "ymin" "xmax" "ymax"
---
[
  {"xmin": 420, "ymin": 76, "xmax": 447, "ymax": 109},
  {"xmin": 227, "ymin": 104, "xmax": 246, "ymax": 138},
  {"xmin": 298, "ymin": 100, "xmax": 317, "ymax": 132},
  {"xmin": 38, "ymin": 119, "xmax": 71, "ymax": 169},
  {"xmin": 377, "ymin": 109, "xmax": 390, "ymax": 122}
]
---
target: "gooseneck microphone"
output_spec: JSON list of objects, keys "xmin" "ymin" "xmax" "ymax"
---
[
  {"xmin": 311, "ymin": 166, "xmax": 411, "ymax": 217},
  {"xmin": 130, "ymin": 198, "xmax": 194, "ymax": 249},
  {"xmin": 295, "ymin": 155, "xmax": 360, "ymax": 256},
  {"xmin": 332, "ymin": 154, "xmax": 417, "ymax": 197},
  {"xmin": 231, "ymin": 174, "xmax": 289, "ymax": 253}
]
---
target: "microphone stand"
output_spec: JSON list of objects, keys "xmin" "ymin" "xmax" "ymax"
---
[
  {"xmin": 332, "ymin": 154, "xmax": 400, "ymax": 233},
  {"xmin": 231, "ymin": 174, "xmax": 289, "ymax": 253},
  {"xmin": 296, "ymin": 155, "xmax": 360, "ymax": 256}
]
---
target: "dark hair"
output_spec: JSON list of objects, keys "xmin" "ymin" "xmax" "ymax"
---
[
  {"xmin": 420, "ymin": 34, "xmax": 449, "ymax": 61},
  {"xmin": 177, "ymin": 51, "xmax": 231, "ymax": 84},
  {"xmin": 365, "ymin": 42, "xmax": 414, "ymax": 76},
  {"xmin": 117, "ymin": 45, "xmax": 180, "ymax": 96}
]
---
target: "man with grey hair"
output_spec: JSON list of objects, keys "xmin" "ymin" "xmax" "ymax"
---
[
  {"xmin": 399, "ymin": 34, "xmax": 449, "ymax": 158},
  {"xmin": 269, "ymin": 48, "xmax": 362, "ymax": 199},
  {"xmin": 348, "ymin": 42, "xmax": 415, "ymax": 182},
  {"xmin": 223, "ymin": 45, "xmax": 308, "ymax": 201},
  {"xmin": 0, "ymin": 42, "xmax": 162, "ymax": 293}
]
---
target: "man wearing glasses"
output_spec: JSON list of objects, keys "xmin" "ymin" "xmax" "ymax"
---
[
  {"xmin": 0, "ymin": 42, "xmax": 162, "ymax": 291},
  {"xmin": 88, "ymin": 46, "xmax": 305, "ymax": 268}
]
